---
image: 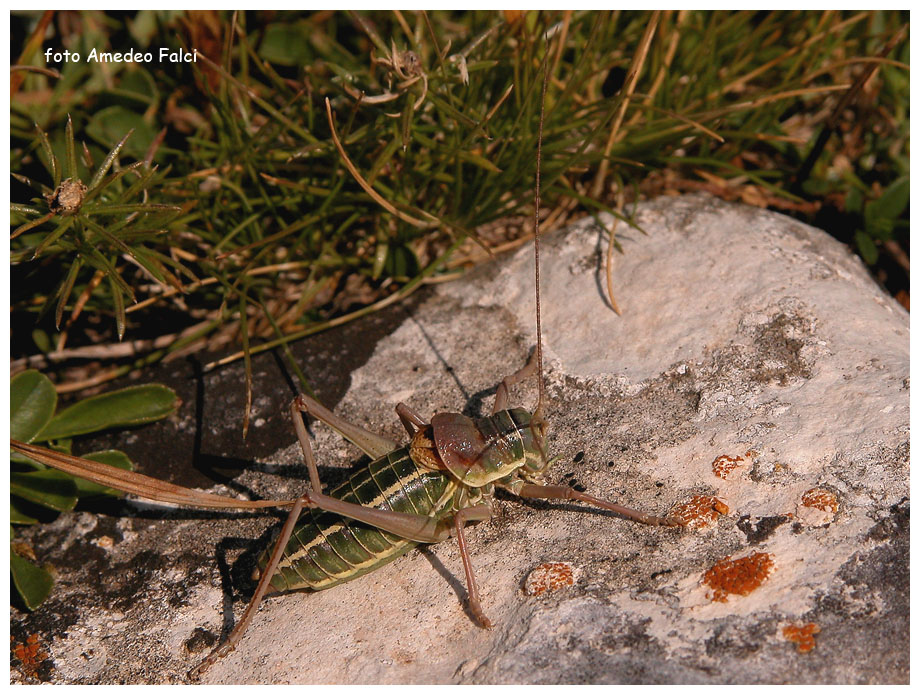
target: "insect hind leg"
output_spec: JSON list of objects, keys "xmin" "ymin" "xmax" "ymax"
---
[{"xmin": 189, "ymin": 495, "xmax": 308, "ymax": 681}]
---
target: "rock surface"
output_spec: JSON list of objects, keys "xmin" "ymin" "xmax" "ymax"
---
[{"xmin": 11, "ymin": 194, "xmax": 909, "ymax": 684}]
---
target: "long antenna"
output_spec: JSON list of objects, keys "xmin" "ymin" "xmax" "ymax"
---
[{"xmin": 533, "ymin": 44, "xmax": 549, "ymax": 418}]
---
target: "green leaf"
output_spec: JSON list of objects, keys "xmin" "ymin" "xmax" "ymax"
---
[
  {"xmin": 85, "ymin": 105, "xmax": 156, "ymax": 160},
  {"xmin": 10, "ymin": 202, "xmax": 44, "ymax": 217},
  {"xmin": 31, "ymin": 216, "xmax": 75, "ymax": 259},
  {"xmin": 125, "ymin": 245, "xmax": 171, "ymax": 285},
  {"xmin": 34, "ymin": 122, "xmax": 60, "ymax": 187},
  {"xmin": 372, "ymin": 241, "xmax": 388, "ymax": 280},
  {"xmin": 844, "ymin": 188, "xmax": 864, "ymax": 215},
  {"xmin": 115, "ymin": 68, "xmax": 159, "ymax": 107},
  {"xmin": 865, "ymin": 176, "xmax": 909, "ymax": 222},
  {"xmin": 854, "ymin": 230, "xmax": 879, "ymax": 265},
  {"xmin": 84, "ymin": 161, "xmax": 148, "ymax": 206},
  {"xmin": 89, "ymin": 128, "xmax": 135, "ymax": 190},
  {"xmin": 384, "ymin": 243, "xmax": 420, "ymax": 279},
  {"xmin": 38, "ymin": 384, "xmax": 179, "ymax": 440},
  {"xmin": 32, "ymin": 329, "xmax": 52, "ymax": 354},
  {"xmin": 76, "ymin": 243, "xmax": 135, "ymax": 300},
  {"xmin": 865, "ymin": 215, "xmax": 895, "ymax": 242},
  {"xmin": 11, "ymin": 498, "xmax": 40, "ymax": 525},
  {"xmin": 52, "ymin": 257, "xmax": 82, "ymax": 329},
  {"xmin": 75, "ymin": 450, "xmax": 134, "ymax": 498},
  {"xmin": 110, "ymin": 275, "xmax": 127, "ymax": 341},
  {"xmin": 258, "ymin": 23, "xmax": 314, "ymax": 66},
  {"xmin": 10, "ymin": 370, "xmax": 57, "ymax": 443},
  {"xmin": 83, "ymin": 203, "xmax": 180, "ymax": 216},
  {"xmin": 456, "ymin": 148, "xmax": 502, "ymax": 173},
  {"xmin": 64, "ymin": 115, "xmax": 78, "ymax": 181},
  {"xmin": 11, "ymin": 548, "xmax": 54, "ymax": 610},
  {"xmin": 128, "ymin": 10, "xmax": 183, "ymax": 46},
  {"xmin": 879, "ymin": 177, "xmax": 910, "ymax": 218},
  {"xmin": 11, "ymin": 470, "xmax": 79, "ymax": 512},
  {"xmin": 800, "ymin": 177, "xmax": 830, "ymax": 196}
]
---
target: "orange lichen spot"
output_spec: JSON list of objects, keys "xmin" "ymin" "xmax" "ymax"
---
[
  {"xmin": 712, "ymin": 454, "xmax": 746, "ymax": 479},
  {"xmin": 745, "ymin": 449, "xmax": 758, "ymax": 459},
  {"xmin": 782, "ymin": 622, "xmax": 820, "ymax": 653},
  {"xmin": 92, "ymin": 535, "xmax": 115, "ymax": 550},
  {"xmin": 702, "ymin": 552, "xmax": 774, "ymax": 602},
  {"xmin": 524, "ymin": 562, "xmax": 575, "ymax": 596},
  {"xmin": 12, "ymin": 633, "xmax": 49, "ymax": 679},
  {"xmin": 800, "ymin": 488, "xmax": 839, "ymax": 515},
  {"xmin": 670, "ymin": 495, "xmax": 730, "ymax": 529},
  {"xmin": 797, "ymin": 487, "xmax": 839, "ymax": 526}
]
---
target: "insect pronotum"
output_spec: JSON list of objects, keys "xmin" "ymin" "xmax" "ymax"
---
[{"xmin": 11, "ymin": 39, "xmax": 684, "ymax": 681}]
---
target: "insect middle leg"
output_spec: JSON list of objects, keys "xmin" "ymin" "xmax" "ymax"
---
[
  {"xmin": 291, "ymin": 397, "xmax": 455, "ymax": 542},
  {"xmin": 454, "ymin": 504, "xmax": 494, "ymax": 628},
  {"xmin": 493, "ymin": 349, "xmax": 540, "ymax": 414},
  {"xmin": 395, "ymin": 402, "xmax": 427, "ymax": 435}
]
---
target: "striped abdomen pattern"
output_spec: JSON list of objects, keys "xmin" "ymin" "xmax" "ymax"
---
[{"xmin": 264, "ymin": 447, "xmax": 452, "ymax": 592}]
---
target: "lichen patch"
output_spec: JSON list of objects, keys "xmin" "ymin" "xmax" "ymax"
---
[
  {"xmin": 91, "ymin": 535, "xmax": 115, "ymax": 550},
  {"xmin": 712, "ymin": 453, "xmax": 749, "ymax": 479},
  {"xmin": 702, "ymin": 552, "xmax": 774, "ymax": 602},
  {"xmin": 801, "ymin": 488, "xmax": 838, "ymax": 513},
  {"xmin": 796, "ymin": 488, "xmax": 839, "ymax": 526},
  {"xmin": 670, "ymin": 495, "xmax": 730, "ymax": 529},
  {"xmin": 523, "ymin": 562, "xmax": 576, "ymax": 596},
  {"xmin": 781, "ymin": 622, "xmax": 820, "ymax": 653},
  {"xmin": 11, "ymin": 633, "xmax": 50, "ymax": 682}
]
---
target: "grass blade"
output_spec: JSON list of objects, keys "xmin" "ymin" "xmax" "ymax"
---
[
  {"xmin": 63, "ymin": 115, "xmax": 77, "ymax": 181},
  {"xmin": 34, "ymin": 123, "xmax": 59, "ymax": 187}
]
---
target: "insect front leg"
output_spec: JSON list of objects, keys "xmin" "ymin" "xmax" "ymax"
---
[
  {"xmin": 292, "ymin": 393, "xmax": 397, "ymax": 461},
  {"xmin": 293, "ymin": 395, "xmax": 501, "ymax": 623},
  {"xmin": 515, "ymin": 483, "xmax": 685, "ymax": 528}
]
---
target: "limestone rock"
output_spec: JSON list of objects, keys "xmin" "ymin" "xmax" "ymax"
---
[{"xmin": 12, "ymin": 194, "xmax": 908, "ymax": 684}]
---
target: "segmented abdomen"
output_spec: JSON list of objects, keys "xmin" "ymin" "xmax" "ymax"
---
[{"xmin": 264, "ymin": 446, "xmax": 452, "ymax": 592}]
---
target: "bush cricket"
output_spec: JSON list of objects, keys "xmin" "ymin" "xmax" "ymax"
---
[{"xmin": 11, "ymin": 45, "xmax": 685, "ymax": 681}]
